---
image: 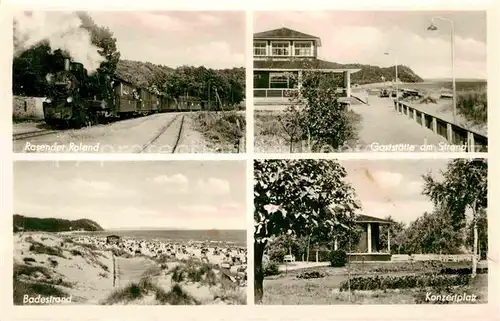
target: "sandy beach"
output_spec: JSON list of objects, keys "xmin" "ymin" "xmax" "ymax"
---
[{"xmin": 14, "ymin": 231, "xmax": 247, "ymax": 305}]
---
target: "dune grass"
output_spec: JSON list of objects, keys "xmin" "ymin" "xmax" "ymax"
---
[
  {"xmin": 28, "ymin": 241, "xmax": 65, "ymax": 258},
  {"xmin": 102, "ymin": 277, "xmax": 200, "ymax": 305},
  {"xmin": 194, "ymin": 111, "xmax": 245, "ymax": 152}
]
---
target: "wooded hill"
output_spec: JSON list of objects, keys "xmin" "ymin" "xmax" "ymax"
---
[
  {"xmin": 13, "ymin": 214, "xmax": 104, "ymax": 232},
  {"xmin": 347, "ymin": 64, "xmax": 423, "ymax": 84}
]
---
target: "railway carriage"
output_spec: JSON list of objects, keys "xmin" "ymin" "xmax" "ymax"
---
[{"xmin": 42, "ymin": 53, "xmax": 204, "ymax": 128}]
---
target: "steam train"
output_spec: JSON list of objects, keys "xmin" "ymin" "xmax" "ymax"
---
[{"xmin": 43, "ymin": 55, "xmax": 203, "ymax": 128}]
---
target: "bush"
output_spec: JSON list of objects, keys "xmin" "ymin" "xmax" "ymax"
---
[
  {"xmin": 23, "ymin": 257, "xmax": 36, "ymax": 263},
  {"xmin": 440, "ymin": 267, "xmax": 488, "ymax": 275},
  {"xmin": 329, "ymin": 250, "xmax": 347, "ymax": 267},
  {"xmin": 263, "ymin": 261, "xmax": 280, "ymax": 276},
  {"xmin": 268, "ymin": 247, "xmax": 287, "ymax": 263},
  {"xmin": 340, "ymin": 274, "xmax": 471, "ymax": 291},
  {"xmin": 296, "ymin": 271, "xmax": 325, "ymax": 279}
]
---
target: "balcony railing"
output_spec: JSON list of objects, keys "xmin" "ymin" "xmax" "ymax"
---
[{"xmin": 254, "ymin": 88, "xmax": 348, "ymax": 98}]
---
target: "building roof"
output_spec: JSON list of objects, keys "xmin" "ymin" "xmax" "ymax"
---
[
  {"xmin": 356, "ymin": 214, "xmax": 392, "ymax": 224},
  {"xmin": 254, "ymin": 59, "xmax": 361, "ymax": 73},
  {"xmin": 254, "ymin": 27, "xmax": 322, "ymax": 46}
]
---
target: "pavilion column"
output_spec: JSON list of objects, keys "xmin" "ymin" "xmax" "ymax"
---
[
  {"xmin": 367, "ymin": 223, "xmax": 372, "ymax": 254},
  {"xmin": 344, "ymin": 71, "xmax": 351, "ymax": 98},
  {"xmin": 387, "ymin": 228, "xmax": 391, "ymax": 253},
  {"xmin": 298, "ymin": 70, "xmax": 303, "ymax": 89}
]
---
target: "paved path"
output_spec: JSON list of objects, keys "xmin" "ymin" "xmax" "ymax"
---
[{"xmin": 350, "ymin": 96, "xmax": 448, "ymax": 152}]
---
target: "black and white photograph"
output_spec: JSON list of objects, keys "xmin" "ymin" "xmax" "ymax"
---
[
  {"xmin": 12, "ymin": 11, "xmax": 246, "ymax": 153},
  {"xmin": 253, "ymin": 11, "xmax": 487, "ymax": 153},
  {"xmin": 254, "ymin": 158, "xmax": 488, "ymax": 304},
  {"xmin": 13, "ymin": 161, "xmax": 247, "ymax": 305}
]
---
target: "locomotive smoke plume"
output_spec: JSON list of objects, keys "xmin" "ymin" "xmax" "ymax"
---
[{"xmin": 13, "ymin": 11, "xmax": 105, "ymax": 73}]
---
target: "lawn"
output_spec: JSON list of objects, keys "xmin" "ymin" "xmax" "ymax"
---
[{"xmin": 261, "ymin": 262, "xmax": 488, "ymax": 305}]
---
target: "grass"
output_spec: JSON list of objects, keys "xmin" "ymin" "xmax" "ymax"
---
[
  {"xmin": 102, "ymin": 277, "xmax": 200, "ymax": 305},
  {"xmin": 254, "ymin": 109, "xmax": 362, "ymax": 153},
  {"xmin": 28, "ymin": 241, "xmax": 65, "ymax": 258},
  {"xmin": 12, "ymin": 116, "xmax": 43, "ymax": 124},
  {"xmin": 194, "ymin": 111, "xmax": 246, "ymax": 152},
  {"xmin": 169, "ymin": 260, "xmax": 218, "ymax": 287},
  {"xmin": 13, "ymin": 263, "xmax": 73, "ymax": 304},
  {"xmin": 456, "ymin": 88, "xmax": 487, "ymax": 126},
  {"xmin": 260, "ymin": 262, "xmax": 488, "ymax": 305},
  {"xmin": 14, "ymin": 279, "xmax": 69, "ymax": 305}
]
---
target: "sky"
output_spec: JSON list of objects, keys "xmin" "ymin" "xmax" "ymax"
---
[
  {"xmin": 340, "ymin": 159, "xmax": 450, "ymax": 226},
  {"xmin": 14, "ymin": 161, "xmax": 246, "ymax": 230},
  {"xmin": 89, "ymin": 11, "xmax": 245, "ymax": 69},
  {"xmin": 255, "ymin": 11, "xmax": 487, "ymax": 79}
]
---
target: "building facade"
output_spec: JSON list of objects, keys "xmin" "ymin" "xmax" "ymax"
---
[
  {"xmin": 335, "ymin": 214, "xmax": 392, "ymax": 262},
  {"xmin": 253, "ymin": 27, "xmax": 361, "ymax": 106}
]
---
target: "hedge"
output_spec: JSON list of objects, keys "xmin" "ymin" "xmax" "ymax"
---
[{"xmin": 340, "ymin": 274, "xmax": 471, "ymax": 291}]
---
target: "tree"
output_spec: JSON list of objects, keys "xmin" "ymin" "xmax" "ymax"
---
[
  {"xmin": 379, "ymin": 216, "xmax": 406, "ymax": 254},
  {"xmin": 254, "ymin": 159, "xmax": 361, "ymax": 303},
  {"xmin": 466, "ymin": 208, "xmax": 488, "ymax": 260},
  {"xmin": 422, "ymin": 158, "xmax": 487, "ymax": 277},
  {"xmin": 401, "ymin": 209, "xmax": 465, "ymax": 255},
  {"xmin": 282, "ymin": 69, "xmax": 357, "ymax": 152}
]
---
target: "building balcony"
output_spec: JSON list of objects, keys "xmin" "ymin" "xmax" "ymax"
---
[{"xmin": 254, "ymin": 88, "xmax": 348, "ymax": 98}]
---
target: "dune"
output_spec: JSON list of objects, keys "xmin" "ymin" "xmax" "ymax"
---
[{"xmin": 14, "ymin": 232, "xmax": 247, "ymax": 305}]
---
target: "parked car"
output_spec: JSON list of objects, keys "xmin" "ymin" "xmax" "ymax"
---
[{"xmin": 379, "ymin": 89, "xmax": 390, "ymax": 97}]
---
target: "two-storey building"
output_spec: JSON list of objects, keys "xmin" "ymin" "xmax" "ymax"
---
[{"xmin": 253, "ymin": 27, "xmax": 361, "ymax": 106}]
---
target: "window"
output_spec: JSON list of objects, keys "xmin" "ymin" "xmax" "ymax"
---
[
  {"xmin": 271, "ymin": 42, "xmax": 290, "ymax": 56},
  {"xmin": 294, "ymin": 41, "xmax": 313, "ymax": 56},
  {"xmin": 254, "ymin": 42, "xmax": 267, "ymax": 56},
  {"xmin": 269, "ymin": 72, "xmax": 289, "ymax": 89}
]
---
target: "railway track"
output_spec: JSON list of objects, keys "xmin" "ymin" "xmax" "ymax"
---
[
  {"xmin": 138, "ymin": 115, "xmax": 185, "ymax": 153},
  {"xmin": 13, "ymin": 129, "xmax": 60, "ymax": 141}
]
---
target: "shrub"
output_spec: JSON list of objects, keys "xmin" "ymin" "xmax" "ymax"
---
[
  {"xmin": 440, "ymin": 267, "xmax": 488, "ymax": 275},
  {"xmin": 29, "ymin": 242, "xmax": 65, "ymax": 258},
  {"xmin": 263, "ymin": 261, "xmax": 280, "ymax": 276},
  {"xmin": 296, "ymin": 271, "xmax": 325, "ymax": 279},
  {"xmin": 157, "ymin": 283, "xmax": 200, "ymax": 305},
  {"xmin": 70, "ymin": 249, "xmax": 83, "ymax": 256},
  {"xmin": 23, "ymin": 257, "xmax": 36, "ymax": 263},
  {"xmin": 48, "ymin": 258, "xmax": 58, "ymax": 268},
  {"xmin": 340, "ymin": 274, "xmax": 471, "ymax": 291},
  {"xmin": 268, "ymin": 247, "xmax": 287, "ymax": 263},
  {"xmin": 329, "ymin": 250, "xmax": 347, "ymax": 267}
]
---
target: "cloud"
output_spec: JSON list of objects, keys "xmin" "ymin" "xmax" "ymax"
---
[
  {"xmin": 221, "ymin": 201, "xmax": 243, "ymax": 211},
  {"xmin": 360, "ymin": 200, "xmax": 434, "ymax": 225},
  {"xmin": 68, "ymin": 177, "xmax": 137, "ymax": 198},
  {"xmin": 153, "ymin": 174, "xmax": 189, "ymax": 193},
  {"xmin": 179, "ymin": 204, "xmax": 218, "ymax": 215},
  {"xmin": 184, "ymin": 41, "xmax": 244, "ymax": 68},
  {"xmin": 197, "ymin": 177, "xmax": 231, "ymax": 195}
]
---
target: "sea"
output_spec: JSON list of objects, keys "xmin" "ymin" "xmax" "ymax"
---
[
  {"xmin": 403, "ymin": 79, "xmax": 487, "ymax": 92},
  {"xmin": 77, "ymin": 229, "xmax": 247, "ymax": 247}
]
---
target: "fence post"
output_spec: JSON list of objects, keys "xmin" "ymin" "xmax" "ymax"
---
[
  {"xmin": 446, "ymin": 123, "xmax": 453, "ymax": 143},
  {"xmin": 468, "ymin": 132, "xmax": 475, "ymax": 152}
]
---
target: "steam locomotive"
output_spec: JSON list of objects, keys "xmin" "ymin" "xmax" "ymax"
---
[{"xmin": 43, "ymin": 54, "xmax": 203, "ymax": 128}]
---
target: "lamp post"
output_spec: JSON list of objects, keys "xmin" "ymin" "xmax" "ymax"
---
[
  {"xmin": 384, "ymin": 51, "xmax": 398, "ymax": 101},
  {"xmin": 427, "ymin": 16, "xmax": 456, "ymax": 124}
]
